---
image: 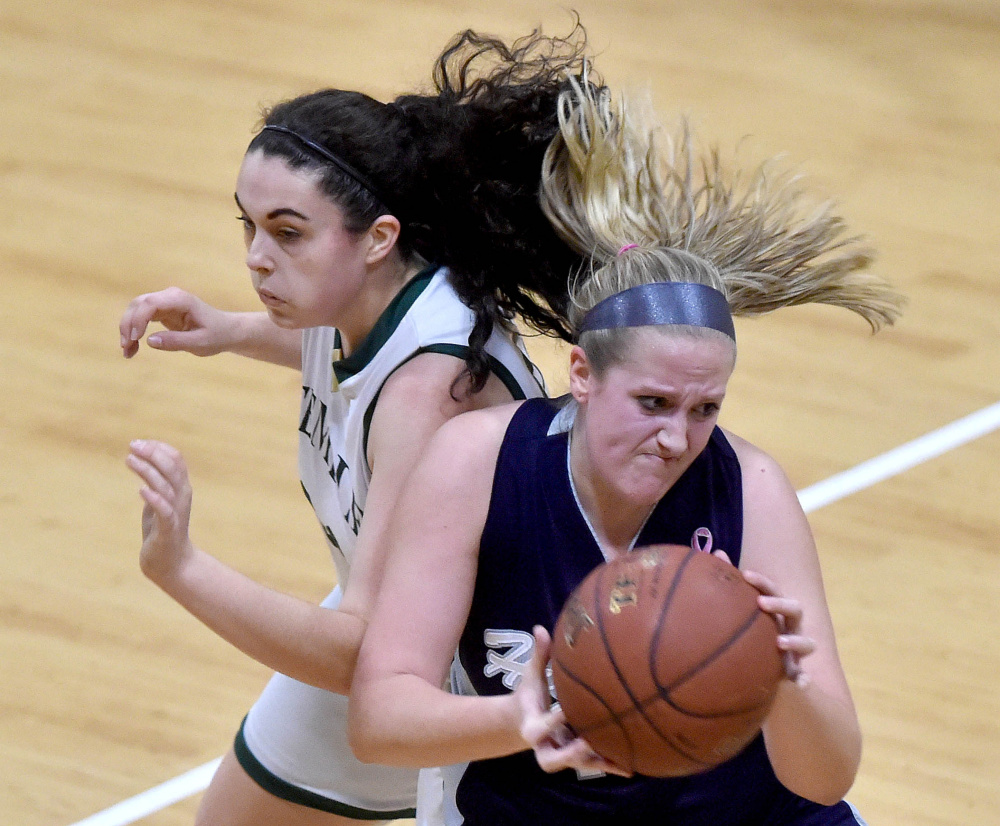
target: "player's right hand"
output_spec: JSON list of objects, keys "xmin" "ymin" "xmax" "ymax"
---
[
  {"xmin": 126, "ymin": 439, "xmax": 195, "ymax": 584},
  {"xmin": 517, "ymin": 626, "xmax": 632, "ymax": 778},
  {"xmin": 119, "ymin": 287, "xmax": 236, "ymax": 358}
]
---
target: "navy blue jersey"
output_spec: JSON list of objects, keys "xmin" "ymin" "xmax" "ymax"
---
[{"xmin": 448, "ymin": 397, "xmax": 865, "ymax": 826}]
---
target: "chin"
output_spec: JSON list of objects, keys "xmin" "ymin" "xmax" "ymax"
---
[
  {"xmin": 617, "ymin": 477, "xmax": 671, "ymax": 508},
  {"xmin": 265, "ymin": 307, "xmax": 299, "ymax": 328},
  {"xmin": 623, "ymin": 467, "xmax": 678, "ymax": 501}
]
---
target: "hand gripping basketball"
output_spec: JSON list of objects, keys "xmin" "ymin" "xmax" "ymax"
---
[{"xmin": 550, "ymin": 542, "xmax": 786, "ymax": 777}]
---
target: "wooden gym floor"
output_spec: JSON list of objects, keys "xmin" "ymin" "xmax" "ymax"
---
[{"xmin": 1, "ymin": 1, "xmax": 998, "ymax": 824}]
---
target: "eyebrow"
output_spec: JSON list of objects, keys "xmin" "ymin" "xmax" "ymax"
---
[
  {"xmin": 233, "ymin": 193, "xmax": 310, "ymax": 222},
  {"xmin": 634, "ymin": 383, "xmax": 727, "ymax": 401}
]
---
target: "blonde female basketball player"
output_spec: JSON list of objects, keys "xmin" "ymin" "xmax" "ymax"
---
[{"xmin": 348, "ymin": 80, "xmax": 903, "ymax": 825}]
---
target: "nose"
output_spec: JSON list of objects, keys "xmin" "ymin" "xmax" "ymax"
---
[
  {"xmin": 245, "ymin": 232, "xmax": 274, "ymax": 275},
  {"xmin": 655, "ymin": 414, "xmax": 688, "ymax": 457}
]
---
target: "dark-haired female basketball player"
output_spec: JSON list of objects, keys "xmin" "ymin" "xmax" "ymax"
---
[{"xmin": 123, "ymin": 24, "xmax": 595, "ymax": 826}]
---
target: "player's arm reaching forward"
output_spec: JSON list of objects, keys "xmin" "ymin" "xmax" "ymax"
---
[
  {"xmin": 119, "ymin": 287, "xmax": 302, "ymax": 368},
  {"xmin": 349, "ymin": 403, "xmax": 624, "ymax": 777},
  {"xmin": 127, "ymin": 438, "xmax": 362, "ymax": 692},
  {"xmin": 126, "ymin": 350, "xmax": 513, "ymax": 695}
]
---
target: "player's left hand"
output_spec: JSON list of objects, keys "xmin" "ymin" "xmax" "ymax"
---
[
  {"xmin": 516, "ymin": 626, "xmax": 632, "ymax": 777},
  {"xmin": 126, "ymin": 439, "xmax": 195, "ymax": 584},
  {"xmin": 741, "ymin": 569, "xmax": 815, "ymax": 685}
]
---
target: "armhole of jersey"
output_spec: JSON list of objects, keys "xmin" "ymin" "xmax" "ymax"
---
[{"xmin": 360, "ymin": 343, "xmax": 536, "ymax": 470}]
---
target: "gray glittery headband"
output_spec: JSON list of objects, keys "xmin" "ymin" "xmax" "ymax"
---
[{"xmin": 579, "ymin": 282, "xmax": 735, "ymax": 341}]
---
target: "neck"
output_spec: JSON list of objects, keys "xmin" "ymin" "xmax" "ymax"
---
[{"xmin": 337, "ymin": 257, "xmax": 423, "ymax": 355}]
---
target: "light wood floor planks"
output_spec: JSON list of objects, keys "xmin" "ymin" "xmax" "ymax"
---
[{"xmin": 2, "ymin": 2, "xmax": 998, "ymax": 824}]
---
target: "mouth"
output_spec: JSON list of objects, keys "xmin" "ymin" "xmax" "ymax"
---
[
  {"xmin": 257, "ymin": 288, "xmax": 284, "ymax": 308},
  {"xmin": 642, "ymin": 452, "xmax": 678, "ymax": 467}
]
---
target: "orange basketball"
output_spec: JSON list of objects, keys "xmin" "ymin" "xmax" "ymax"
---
[{"xmin": 550, "ymin": 543, "xmax": 785, "ymax": 777}]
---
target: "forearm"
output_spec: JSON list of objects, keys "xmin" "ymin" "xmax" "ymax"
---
[
  {"xmin": 351, "ymin": 675, "xmax": 526, "ymax": 768},
  {"xmin": 763, "ymin": 676, "xmax": 862, "ymax": 805},
  {"xmin": 144, "ymin": 544, "xmax": 360, "ymax": 694},
  {"xmin": 226, "ymin": 312, "xmax": 302, "ymax": 368}
]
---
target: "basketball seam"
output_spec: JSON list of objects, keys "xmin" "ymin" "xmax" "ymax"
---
[
  {"xmin": 552, "ymin": 658, "xmax": 709, "ymax": 770},
  {"xmin": 550, "ymin": 659, "xmax": 639, "ymax": 771},
  {"xmin": 657, "ymin": 610, "xmax": 776, "ymax": 718},
  {"xmin": 647, "ymin": 545, "xmax": 699, "ymax": 692},
  {"xmin": 589, "ymin": 553, "xmax": 711, "ymax": 769},
  {"xmin": 648, "ymin": 550, "xmax": 778, "ymax": 717}
]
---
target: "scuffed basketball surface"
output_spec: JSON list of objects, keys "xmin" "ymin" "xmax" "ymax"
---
[{"xmin": 551, "ymin": 544, "xmax": 785, "ymax": 777}]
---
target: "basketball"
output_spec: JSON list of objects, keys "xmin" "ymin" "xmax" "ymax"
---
[{"xmin": 550, "ymin": 543, "xmax": 785, "ymax": 777}]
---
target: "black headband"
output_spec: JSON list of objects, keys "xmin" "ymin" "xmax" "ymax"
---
[
  {"xmin": 259, "ymin": 125, "xmax": 394, "ymax": 215},
  {"xmin": 579, "ymin": 282, "xmax": 736, "ymax": 341}
]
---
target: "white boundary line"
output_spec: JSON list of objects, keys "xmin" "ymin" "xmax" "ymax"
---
[
  {"xmin": 796, "ymin": 401, "xmax": 1000, "ymax": 513},
  {"xmin": 68, "ymin": 401, "xmax": 1000, "ymax": 826},
  {"xmin": 69, "ymin": 759, "xmax": 220, "ymax": 826}
]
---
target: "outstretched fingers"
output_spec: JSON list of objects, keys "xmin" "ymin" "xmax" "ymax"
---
[
  {"xmin": 127, "ymin": 440, "xmax": 188, "ymax": 504},
  {"xmin": 119, "ymin": 291, "xmax": 187, "ymax": 358},
  {"xmin": 126, "ymin": 439, "xmax": 194, "ymax": 581},
  {"xmin": 742, "ymin": 569, "xmax": 815, "ymax": 683},
  {"xmin": 119, "ymin": 293, "xmax": 155, "ymax": 358}
]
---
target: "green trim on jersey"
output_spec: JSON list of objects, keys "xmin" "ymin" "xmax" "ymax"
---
[
  {"xmin": 360, "ymin": 342, "xmax": 541, "ymax": 465},
  {"xmin": 234, "ymin": 717, "xmax": 416, "ymax": 820},
  {"xmin": 332, "ymin": 263, "xmax": 439, "ymax": 386},
  {"xmin": 417, "ymin": 343, "xmax": 533, "ymax": 400}
]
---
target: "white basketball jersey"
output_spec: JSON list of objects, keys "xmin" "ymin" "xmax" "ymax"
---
[{"xmin": 298, "ymin": 265, "xmax": 545, "ymax": 587}]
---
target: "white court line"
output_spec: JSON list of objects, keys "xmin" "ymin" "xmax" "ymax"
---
[
  {"xmin": 797, "ymin": 400, "xmax": 1000, "ymax": 513},
  {"xmin": 69, "ymin": 759, "xmax": 220, "ymax": 826},
  {"xmin": 68, "ymin": 400, "xmax": 1000, "ymax": 826}
]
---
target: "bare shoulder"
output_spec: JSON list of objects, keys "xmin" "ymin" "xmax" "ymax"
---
[
  {"xmin": 377, "ymin": 349, "xmax": 514, "ymax": 419},
  {"xmin": 720, "ymin": 428, "xmax": 799, "ymax": 510},
  {"xmin": 394, "ymin": 401, "xmax": 523, "ymax": 531},
  {"xmin": 428, "ymin": 402, "xmax": 523, "ymax": 466},
  {"xmin": 721, "ymin": 427, "xmax": 815, "ymax": 584},
  {"xmin": 375, "ymin": 351, "xmax": 466, "ymax": 416},
  {"xmin": 367, "ymin": 350, "xmax": 519, "ymax": 472}
]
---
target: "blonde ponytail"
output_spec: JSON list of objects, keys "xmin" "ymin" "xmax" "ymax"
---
[{"xmin": 541, "ymin": 78, "xmax": 905, "ymax": 334}]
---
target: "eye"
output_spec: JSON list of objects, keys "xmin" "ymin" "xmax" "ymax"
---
[
  {"xmin": 637, "ymin": 396, "xmax": 667, "ymax": 412},
  {"xmin": 274, "ymin": 226, "xmax": 302, "ymax": 241},
  {"xmin": 237, "ymin": 215, "xmax": 254, "ymax": 237},
  {"xmin": 695, "ymin": 402, "xmax": 721, "ymax": 420}
]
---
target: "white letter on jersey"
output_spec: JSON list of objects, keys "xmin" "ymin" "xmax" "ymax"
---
[{"xmin": 483, "ymin": 630, "xmax": 535, "ymax": 690}]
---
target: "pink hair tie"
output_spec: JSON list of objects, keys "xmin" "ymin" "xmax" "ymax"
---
[{"xmin": 617, "ymin": 243, "xmax": 639, "ymax": 255}]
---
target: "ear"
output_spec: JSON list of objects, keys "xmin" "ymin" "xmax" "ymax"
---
[
  {"xmin": 363, "ymin": 214, "xmax": 401, "ymax": 265},
  {"xmin": 568, "ymin": 346, "xmax": 593, "ymax": 404}
]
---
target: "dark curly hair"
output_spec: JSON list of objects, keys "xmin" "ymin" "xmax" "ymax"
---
[{"xmin": 248, "ymin": 19, "xmax": 596, "ymax": 392}]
